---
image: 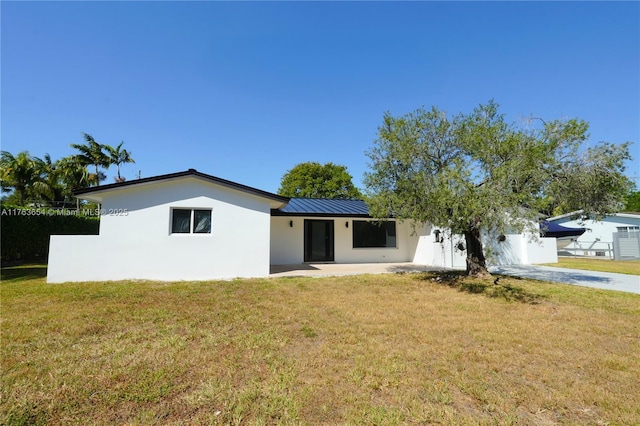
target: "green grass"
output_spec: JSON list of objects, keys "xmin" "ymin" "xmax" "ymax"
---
[
  {"xmin": 2, "ymin": 265, "xmax": 640, "ymax": 425},
  {"xmin": 544, "ymin": 257, "xmax": 640, "ymax": 275}
]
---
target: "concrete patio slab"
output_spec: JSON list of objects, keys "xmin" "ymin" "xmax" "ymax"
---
[{"xmin": 269, "ymin": 262, "xmax": 443, "ymax": 278}]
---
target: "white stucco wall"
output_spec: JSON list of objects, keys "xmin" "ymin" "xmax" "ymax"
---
[
  {"xmin": 339, "ymin": 219, "xmax": 421, "ymax": 263},
  {"xmin": 269, "ymin": 217, "xmax": 422, "ymax": 265},
  {"xmin": 47, "ymin": 178, "xmax": 275, "ymax": 283},
  {"xmin": 412, "ymin": 226, "xmax": 557, "ymax": 268},
  {"xmin": 412, "ymin": 229, "xmax": 466, "ymax": 268},
  {"xmin": 484, "ymin": 232, "xmax": 557, "ymax": 265},
  {"xmin": 270, "ymin": 217, "xmax": 304, "ymax": 265},
  {"xmin": 525, "ymin": 236, "xmax": 558, "ymax": 264}
]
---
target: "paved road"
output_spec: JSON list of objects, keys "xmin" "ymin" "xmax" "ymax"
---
[{"xmin": 490, "ymin": 265, "xmax": 640, "ymax": 294}]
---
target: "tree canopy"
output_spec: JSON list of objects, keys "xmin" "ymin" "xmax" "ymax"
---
[
  {"xmin": 364, "ymin": 100, "xmax": 633, "ymax": 276},
  {"xmin": 70, "ymin": 133, "xmax": 112, "ymax": 186},
  {"xmin": 624, "ymin": 191, "xmax": 640, "ymax": 212},
  {"xmin": 1, "ymin": 133, "xmax": 134, "ymax": 207},
  {"xmin": 278, "ymin": 162, "xmax": 362, "ymax": 199},
  {"xmin": 0, "ymin": 151, "xmax": 52, "ymax": 206},
  {"xmin": 106, "ymin": 141, "xmax": 135, "ymax": 183}
]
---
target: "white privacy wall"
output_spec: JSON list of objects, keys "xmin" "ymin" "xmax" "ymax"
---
[
  {"xmin": 483, "ymin": 232, "xmax": 557, "ymax": 265},
  {"xmin": 412, "ymin": 230, "xmax": 467, "ymax": 268},
  {"xmin": 47, "ymin": 178, "xmax": 274, "ymax": 283},
  {"xmin": 269, "ymin": 217, "xmax": 422, "ymax": 265},
  {"xmin": 412, "ymin": 226, "xmax": 557, "ymax": 268}
]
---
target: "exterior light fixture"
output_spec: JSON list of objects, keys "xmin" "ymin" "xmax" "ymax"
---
[
  {"xmin": 346, "ymin": 221, "xmax": 349, "ymax": 228},
  {"xmin": 289, "ymin": 220, "xmax": 293, "ymax": 228}
]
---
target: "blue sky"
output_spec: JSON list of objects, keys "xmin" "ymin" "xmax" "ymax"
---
[{"xmin": 2, "ymin": 1, "xmax": 639, "ymax": 194}]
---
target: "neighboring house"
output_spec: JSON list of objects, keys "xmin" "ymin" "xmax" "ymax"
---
[
  {"xmin": 547, "ymin": 211, "xmax": 640, "ymax": 259},
  {"xmin": 47, "ymin": 169, "xmax": 558, "ymax": 283}
]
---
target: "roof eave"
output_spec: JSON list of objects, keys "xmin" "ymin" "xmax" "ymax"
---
[
  {"xmin": 72, "ymin": 169, "xmax": 289, "ymax": 206},
  {"xmin": 270, "ymin": 210, "xmax": 373, "ymax": 218}
]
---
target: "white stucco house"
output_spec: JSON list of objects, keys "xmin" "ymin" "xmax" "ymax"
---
[
  {"xmin": 47, "ymin": 169, "xmax": 558, "ymax": 283},
  {"xmin": 547, "ymin": 211, "xmax": 640, "ymax": 259}
]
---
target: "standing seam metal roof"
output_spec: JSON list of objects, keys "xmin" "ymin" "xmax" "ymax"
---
[{"xmin": 272, "ymin": 198, "xmax": 371, "ymax": 216}]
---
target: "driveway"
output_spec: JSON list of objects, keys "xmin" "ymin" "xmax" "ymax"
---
[
  {"xmin": 270, "ymin": 262, "xmax": 640, "ymax": 295},
  {"xmin": 490, "ymin": 265, "xmax": 640, "ymax": 294}
]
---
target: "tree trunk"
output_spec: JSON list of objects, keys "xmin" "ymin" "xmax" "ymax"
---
[
  {"xmin": 464, "ymin": 228, "xmax": 490, "ymax": 277},
  {"xmin": 17, "ymin": 185, "xmax": 25, "ymax": 206}
]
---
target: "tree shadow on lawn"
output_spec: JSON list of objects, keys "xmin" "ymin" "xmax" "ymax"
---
[
  {"xmin": 0, "ymin": 264, "xmax": 47, "ymax": 281},
  {"xmin": 414, "ymin": 271, "xmax": 545, "ymax": 304}
]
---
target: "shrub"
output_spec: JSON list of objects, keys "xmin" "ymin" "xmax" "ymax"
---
[{"xmin": 1, "ymin": 206, "xmax": 99, "ymax": 261}]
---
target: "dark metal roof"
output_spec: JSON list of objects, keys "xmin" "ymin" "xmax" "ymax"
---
[
  {"xmin": 74, "ymin": 169, "xmax": 289, "ymax": 205},
  {"xmin": 272, "ymin": 198, "xmax": 371, "ymax": 217}
]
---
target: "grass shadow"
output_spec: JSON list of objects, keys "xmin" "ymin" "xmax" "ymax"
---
[
  {"xmin": 1, "ymin": 264, "xmax": 48, "ymax": 282},
  {"xmin": 415, "ymin": 271, "xmax": 545, "ymax": 304}
]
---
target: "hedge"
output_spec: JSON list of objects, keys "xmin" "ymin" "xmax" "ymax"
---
[{"xmin": 1, "ymin": 207, "xmax": 99, "ymax": 262}]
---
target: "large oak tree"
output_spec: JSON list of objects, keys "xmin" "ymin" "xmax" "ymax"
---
[{"xmin": 364, "ymin": 101, "xmax": 632, "ymax": 276}]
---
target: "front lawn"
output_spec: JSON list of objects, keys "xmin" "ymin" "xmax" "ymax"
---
[
  {"xmin": 545, "ymin": 257, "xmax": 640, "ymax": 275},
  {"xmin": 2, "ymin": 266, "xmax": 639, "ymax": 425}
]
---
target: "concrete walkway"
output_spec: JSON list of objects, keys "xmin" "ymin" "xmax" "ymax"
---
[
  {"xmin": 490, "ymin": 265, "xmax": 640, "ymax": 294},
  {"xmin": 270, "ymin": 262, "xmax": 640, "ymax": 294}
]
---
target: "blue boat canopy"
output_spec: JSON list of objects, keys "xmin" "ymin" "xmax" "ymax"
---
[{"xmin": 540, "ymin": 221, "xmax": 586, "ymax": 238}]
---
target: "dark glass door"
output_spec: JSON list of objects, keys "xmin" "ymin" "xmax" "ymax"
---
[{"xmin": 304, "ymin": 220, "xmax": 334, "ymax": 262}]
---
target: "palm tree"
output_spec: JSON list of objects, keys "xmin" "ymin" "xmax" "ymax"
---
[
  {"xmin": 105, "ymin": 141, "xmax": 135, "ymax": 182},
  {"xmin": 70, "ymin": 133, "xmax": 110, "ymax": 186},
  {"xmin": 37, "ymin": 153, "xmax": 66, "ymax": 207},
  {"xmin": 57, "ymin": 156, "xmax": 92, "ymax": 209},
  {"xmin": 0, "ymin": 151, "xmax": 52, "ymax": 206},
  {"xmin": 1, "ymin": 151, "xmax": 33, "ymax": 205}
]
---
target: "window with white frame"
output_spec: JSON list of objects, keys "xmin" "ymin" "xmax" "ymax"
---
[
  {"xmin": 353, "ymin": 220, "xmax": 396, "ymax": 248},
  {"xmin": 616, "ymin": 226, "xmax": 640, "ymax": 238},
  {"xmin": 171, "ymin": 208, "xmax": 212, "ymax": 234}
]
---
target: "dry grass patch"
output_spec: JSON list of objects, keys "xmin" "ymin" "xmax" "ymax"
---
[
  {"xmin": 2, "ymin": 266, "xmax": 639, "ymax": 425},
  {"xmin": 544, "ymin": 257, "xmax": 640, "ymax": 275}
]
